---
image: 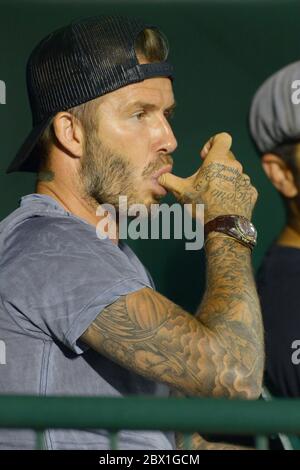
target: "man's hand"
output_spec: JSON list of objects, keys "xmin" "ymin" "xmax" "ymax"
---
[{"xmin": 158, "ymin": 132, "xmax": 258, "ymax": 223}]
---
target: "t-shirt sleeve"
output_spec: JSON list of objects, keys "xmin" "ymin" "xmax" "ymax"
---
[{"xmin": 2, "ymin": 216, "xmax": 151, "ymax": 354}]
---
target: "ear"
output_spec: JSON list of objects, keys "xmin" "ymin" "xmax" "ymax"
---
[
  {"xmin": 52, "ymin": 112, "xmax": 84, "ymax": 159},
  {"xmin": 261, "ymin": 153, "xmax": 298, "ymax": 198}
]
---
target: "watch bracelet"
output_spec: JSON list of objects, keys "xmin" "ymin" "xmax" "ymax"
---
[{"xmin": 204, "ymin": 232, "xmax": 254, "ymax": 251}]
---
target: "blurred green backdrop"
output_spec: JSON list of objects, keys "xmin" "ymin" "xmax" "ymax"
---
[{"xmin": 0, "ymin": 0, "xmax": 299, "ymax": 312}]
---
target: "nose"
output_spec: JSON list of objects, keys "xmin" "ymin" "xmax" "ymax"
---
[{"xmin": 154, "ymin": 115, "xmax": 178, "ymax": 155}]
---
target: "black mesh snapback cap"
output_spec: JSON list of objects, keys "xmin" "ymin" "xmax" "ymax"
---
[{"xmin": 6, "ymin": 15, "xmax": 174, "ymax": 173}]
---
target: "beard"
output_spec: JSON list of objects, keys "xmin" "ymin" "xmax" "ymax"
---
[{"xmin": 77, "ymin": 130, "xmax": 173, "ymax": 213}]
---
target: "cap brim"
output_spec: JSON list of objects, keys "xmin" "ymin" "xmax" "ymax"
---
[{"xmin": 6, "ymin": 116, "xmax": 52, "ymax": 174}]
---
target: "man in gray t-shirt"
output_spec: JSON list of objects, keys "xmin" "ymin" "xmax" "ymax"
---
[
  {"xmin": 1, "ymin": 15, "xmax": 263, "ymax": 450},
  {"xmin": 0, "ymin": 193, "xmax": 173, "ymax": 449}
]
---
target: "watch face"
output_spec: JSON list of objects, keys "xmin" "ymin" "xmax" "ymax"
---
[{"xmin": 235, "ymin": 216, "xmax": 257, "ymax": 242}]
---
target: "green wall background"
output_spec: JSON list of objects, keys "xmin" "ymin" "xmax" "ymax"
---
[{"xmin": 0, "ymin": 0, "xmax": 299, "ymax": 312}]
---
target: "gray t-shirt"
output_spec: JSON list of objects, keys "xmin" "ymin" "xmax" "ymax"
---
[{"xmin": 0, "ymin": 194, "xmax": 174, "ymax": 450}]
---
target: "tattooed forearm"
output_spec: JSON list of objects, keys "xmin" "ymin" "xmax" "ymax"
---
[
  {"xmin": 81, "ymin": 292, "xmax": 209, "ymax": 396},
  {"xmin": 81, "ymin": 236, "xmax": 263, "ymax": 399},
  {"xmin": 195, "ymin": 234, "xmax": 264, "ymax": 398}
]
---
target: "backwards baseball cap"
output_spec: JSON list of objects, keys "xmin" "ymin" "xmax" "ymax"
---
[
  {"xmin": 6, "ymin": 15, "xmax": 174, "ymax": 174},
  {"xmin": 249, "ymin": 61, "xmax": 300, "ymax": 155}
]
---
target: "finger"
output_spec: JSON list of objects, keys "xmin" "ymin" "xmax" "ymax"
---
[
  {"xmin": 227, "ymin": 150, "xmax": 236, "ymax": 161},
  {"xmin": 200, "ymin": 137, "xmax": 214, "ymax": 159},
  {"xmin": 158, "ymin": 172, "xmax": 187, "ymax": 195},
  {"xmin": 204, "ymin": 132, "xmax": 233, "ymax": 163},
  {"xmin": 202, "ymin": 147, "xmax": 236, "ymax": 162}
]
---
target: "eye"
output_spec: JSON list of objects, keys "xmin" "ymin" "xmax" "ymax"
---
[{"xmin": 133, "ymin": 111, "xmax": 146, "ymax": 120}]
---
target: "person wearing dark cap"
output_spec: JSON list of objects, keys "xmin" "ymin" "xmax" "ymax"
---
[
  {"xmin": 0, "ymin": 15, "xmax": 263, "ymax": 450},
  {"xmin": 250, "ymin": 61, "xmax": 300, "ymax": 398}
]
